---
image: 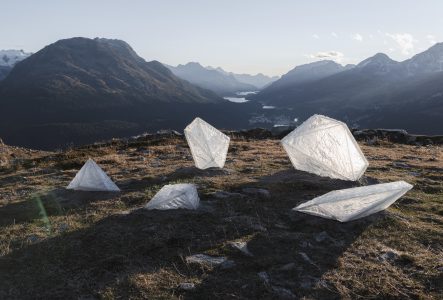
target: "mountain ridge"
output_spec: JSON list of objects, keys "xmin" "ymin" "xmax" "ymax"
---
[
  {"xmin": 250, "ymin": 44, "xmax": 443, "ymax": 134},
  {"xmin": 165, "ymin": 62, "xmax": 257, "ymax": 96}
]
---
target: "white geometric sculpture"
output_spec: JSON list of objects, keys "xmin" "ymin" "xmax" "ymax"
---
[
  {"xmin": 145, "ymin": 184, "xmax": 200, "ymax": 210},
  {"xmin": 184, "ymin": 117, "xmax": 230, "ymax": 169},
  {"xmin": 293, "ymin": 181, "xmax": 413, "ymax": 222},
  {"xmin": 281, "ymin": 114, "xmax": 368, "ymax": 181},
  {"xmin": 67, "ymin": 158, "xmax": 120, "ymax": 192}
]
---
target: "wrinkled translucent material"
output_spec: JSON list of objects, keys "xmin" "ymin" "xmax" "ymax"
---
[
  {"xmin": 184, "ymin": 117, "xmax": 230, "ymax": 169},
  {"xmin": 294, "ymin": 181, "xmax": 413, "ymax": 222},
  {"xmin": 67, "ymin": 158, "xmax": 120, "ymax": 192},
  {"xmin": 281, "ymin": 114, "xmax": 368, "ymax": 181},
  {"xmin": 145, "ymin": 184, "xmax": 200, "ymax": 210}
]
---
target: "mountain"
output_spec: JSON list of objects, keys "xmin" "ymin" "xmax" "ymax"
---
[
  {"xmin": 0, "ymin": 49, "xmax": 31, "ymax": 80},
  {"xmin": 0, "ymin": 66, "xmax": 11, "ymax": 81},
  {"xmin": 251, "ymin": 46, "xmax": 443, "ymax": 134},
  {"xmin": 0, "ymin": 38, "xmax": 262, "ymax": 149},
  {"xmin": 166, "ymin": 62, "xmax": 257, "ymax": 96},
  {"xmin": 0, "ymin": 49, "xmax": 31, "ymax": 67},
  {"xmin": 265, "ymin": 60, "xmax": 351, "ymax": 90},
  {"xmin": 206, "ymin": 66, "xmax": 279, "ymax": 89},
  {"xmin": 0, "ymin": 38, "xmax": 221, "ymax": 105}
]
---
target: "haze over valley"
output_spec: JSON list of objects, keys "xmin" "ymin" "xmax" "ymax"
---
[{"xmin": 1, "ymin": 36, "xmax": 442, "ymax": 149}]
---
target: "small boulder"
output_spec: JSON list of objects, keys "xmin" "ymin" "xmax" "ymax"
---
[
  {"xmin": 186, "ymin": 254, "xmax": 232, "ymax": 269},
  {"xmin": 178, "ymin": 282, "xmax": 196, "ymax": 291},
  {"xmin": 229, "ymin": 241, "xmax": 253, "ymax": 257}
]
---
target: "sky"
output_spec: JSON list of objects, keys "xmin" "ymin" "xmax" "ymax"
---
[{"xmin": 1, "ymin": 0, "xmax": 442, "ymax": 76}]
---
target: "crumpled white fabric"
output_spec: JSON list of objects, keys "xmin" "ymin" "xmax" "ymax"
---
[
  {"xmin": 281, "ymin": 114, "xmax": 368, "ymax": 181},
  {"xmin": 145, "ymin": 184, "xmax": 200, "ymax": 210},
  {"xmin": 184, "ymin": 117, "xmax": 230, "ymax": 169},
  {"xmin": 294, "ymin": 181, "xmax": 413, "ymax": 222},
  {"xmin": 67, "ymin": 158, "xmax": 120, "ymax": 192}
]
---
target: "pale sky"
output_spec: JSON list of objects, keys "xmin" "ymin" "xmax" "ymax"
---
[{"xmin": 1, "ymin": 0, "xmax": 441, "ymax": 76}]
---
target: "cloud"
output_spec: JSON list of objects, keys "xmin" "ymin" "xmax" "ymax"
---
[
  {"xmin": 312, "ymin": 34, "xmax": 320, "ymax": 39},
  {"xmin": 331, "ymin": 32, "xmax": 338, "ymax": 38},
  {"xmin": 426, "ymin": 34, "xmax": 437, "ymax": 45},
  {"xmin": 308, "ymin": 51, "xmax": 344, "ymax": 63},
  {"xmin": 385, "ymin": 33, "xmax": 417, "ymax": 55},
  {"xmin": 352, "ymin": 33, "xmax": 363, "ymax": 42}
]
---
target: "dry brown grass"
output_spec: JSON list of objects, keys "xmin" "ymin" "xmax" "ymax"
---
[{"xmin": 0, "ymin": 134, "xmax": 441, "ymax": 299}]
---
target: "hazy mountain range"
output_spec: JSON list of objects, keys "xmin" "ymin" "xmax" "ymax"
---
[
  {"xmin": 250, "ymin": 44, "xmax": 443, "ymax": 134},
  {"xmin": 165, "ymin": 62, "xmax": 256, "ymax": 96},
  {"xmin": 205, "ymin": 66, "xmax": 279, "ymax": 89},
  {"xmin": 0, "ymin": 37, "xmax": 442, "ymax": 149},
  {"xmin": 165, "ymin": 62, "xmax": 278, "ymax": 96}
]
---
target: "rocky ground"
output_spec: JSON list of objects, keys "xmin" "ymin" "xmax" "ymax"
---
[{"xmin": 0, "ymin": 131, "xmax": 442, "ymax": 299}]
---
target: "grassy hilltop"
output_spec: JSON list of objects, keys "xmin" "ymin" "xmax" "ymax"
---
[{"xmin": 0, "ymin": 132, "xmax": 442, "ymax": 299}]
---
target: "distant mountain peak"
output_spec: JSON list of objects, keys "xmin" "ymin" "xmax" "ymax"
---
[
  {"xmin": 357, "ymin": 53, "xmax": 397, "ymax": 68},
  {"xmin": 0, "ymin": 37, "xmax": 221, "ymax": 104},
  {"xmin": 0, "ymin": 49, "xmax": 31, "ymax": 67}
]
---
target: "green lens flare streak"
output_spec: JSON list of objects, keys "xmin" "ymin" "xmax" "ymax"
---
[{"xmin": 33, "ymin": 194, "xmax": 52, "ymax": 234}]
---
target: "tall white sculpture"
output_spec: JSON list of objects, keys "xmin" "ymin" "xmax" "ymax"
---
[
  {"xmin": 293, "ymin": 181, "xmax": 413, "ymax": 222},
  {"xmin": 145, "ymin": 184, "xmax": 200, "ymax": 210},
  {"xmin": 184, "ymin": 117, "xmax": 230, "ymax": 169},
  {"xmin": 281, "ymin": 114, "xmax": 368, "ymax": 181},
  {"xmin": 67, "ymin": 158, "xmax": 120, "ymax": 192}
]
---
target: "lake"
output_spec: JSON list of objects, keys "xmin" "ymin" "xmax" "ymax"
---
[{"xmin": 224, "ymin": 91, "xmax": 258, "ymax": 103}]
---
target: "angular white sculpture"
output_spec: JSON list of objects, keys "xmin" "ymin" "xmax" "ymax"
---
[
  {"xmin": 184, "ymin": 117, "xmax": 230, "ymax": 169},
  {"xmin": 281, "ymin": 114, "xmax": 368, "ymax": 181},
  {"xmin": 145, "ymin": 184, "xmax": 200, "ymax": 210},
  {"xmin": 67, "ymin": 158, "xmax": 120, "ymax": 192},
  {"xmin": 293, "ymin": 181, "xmax": 413, "ymax": 222}
]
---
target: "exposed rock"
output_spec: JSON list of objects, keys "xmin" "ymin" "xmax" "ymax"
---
[
  {"xmin": 392, "ymin": 162, "xmax": 411, "ymax": 169},
  {"xmin": 178, "ymin": 283, "xmax": 196, "ymax": 291},
  {"xmin": 186, "ymin": 254, "xmax": 232, "ymax": 268},
  {"xmin": 351, "ymin": 129, "xmax": 443, "ymax": 145},
  {"xmin": 314, "ymin": 231, "xmax": 331, "ymax": 243},
  {"xmin": 257, "ymin": 271, "xmax": 270, "ymax": 285},
  {"xmin": 379, "ymin": 249, "xmax": 401, "ymax": 262},
  {"xmin": 239, "ymin": 128, "xmax": 274, "ymax": 140},
  {"xmin": 26, "ymin": 235, "xmax": 40, "ymax": 244},
  {"xmin": 156, "ymin": 129, "xmax": 182, "ymax": 136},
  {"xmin": 58, "ymin": 223, "xmax": 69, "ymax": 233},
  {"xmin": 279, "ymin": 262, "xmax": 297, "ymax": 271},
  {"xmin": 229, "ymin": 241, "xmax": 253, "ymax": 257}
]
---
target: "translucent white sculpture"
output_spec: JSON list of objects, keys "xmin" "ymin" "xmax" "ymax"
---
[
  {"xmin": 184, "ymin": 117, "xmax": 230, "ymax": 169},
  {"xmin": 67, "ymin": 158, "xmax": 120, "ymax": 192},
  {"xmin": 145, "ymin": 184, "xmax": 200, "ymax": 210},
  {"xmin": 293, "ymin": 181, "xmax": 413, "ymax": 222},
  {"xmin": 281, "ymin": 114, "xmax": 368, "ymax": 181}
]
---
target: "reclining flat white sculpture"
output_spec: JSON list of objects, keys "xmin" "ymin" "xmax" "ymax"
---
[{"xmin": 293, "ymin": 181, "xmax": 413, "ymax": 222}]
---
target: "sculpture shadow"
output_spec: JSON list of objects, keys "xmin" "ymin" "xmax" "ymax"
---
[
  {"xmin": 0, "ymin": 167, "xmax": 383, "ymax": 299},
  {"xmin": 184, "ymin": 168, "xmax": 382, "ymax": 299}
]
